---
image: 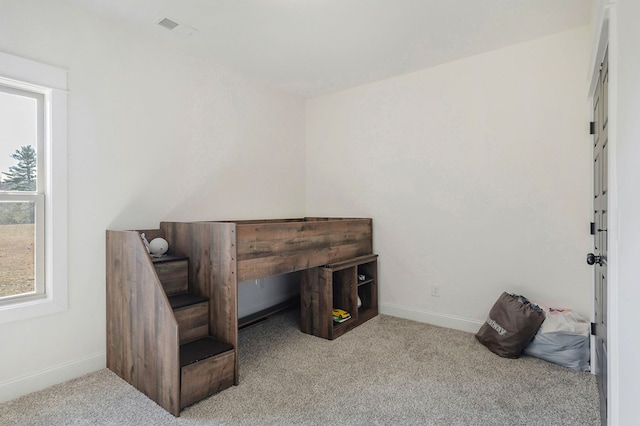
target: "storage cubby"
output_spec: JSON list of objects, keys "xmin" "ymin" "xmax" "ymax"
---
[
  {"xmin": 301, "ymin": 254, "xmax": 378, "ymax": 340},
  {"xmin": 332, "ymin": 268, "xmax": 356, "ymax": 315},
  {"xmin": 357, "ymin": 259, "xmax": 378, "ymax": 322}
]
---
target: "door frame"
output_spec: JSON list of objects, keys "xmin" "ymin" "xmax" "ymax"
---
[{"xmin": 588, "ymin": 2, "xmax": 617, "ymax": 425}]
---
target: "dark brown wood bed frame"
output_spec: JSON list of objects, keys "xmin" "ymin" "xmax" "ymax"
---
[{"xmin": 106, "ymin": 217, "xmax": 376, "ymax": 415}]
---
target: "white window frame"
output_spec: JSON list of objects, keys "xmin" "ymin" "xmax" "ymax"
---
[{"xmin": 0, "ymin": 51, "xmax": 68, "ymax": 324}]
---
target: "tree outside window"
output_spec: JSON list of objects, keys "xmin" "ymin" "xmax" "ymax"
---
[{"xmin": 3, "ymin": 145, "xmax": 37, "ymax": 191}]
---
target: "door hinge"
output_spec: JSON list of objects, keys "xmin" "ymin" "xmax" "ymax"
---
[
  {"xmin": 590, "ymin": 121, "xmax": 596, "ymax": 135},
  {"xmin": 590, "ymin": 222, "xmax": 596, "ymax": 235},
  {"xmin": 591, "ymin": 322, "xmax": 597, "ymax": 336}
]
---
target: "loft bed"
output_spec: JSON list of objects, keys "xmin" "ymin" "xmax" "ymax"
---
[
  {"xmin": 160, "ymin": 217, "xmax": 374, "ymax": 380},
  {"xmin": 107, "ymin": 217, "xmax": 374, "ymax": 415}
]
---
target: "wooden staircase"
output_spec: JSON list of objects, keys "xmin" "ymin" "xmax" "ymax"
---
[
  {"xmin": 153, "ymin": 254, "xmax": 235, "ymax": 408},
  {"xmin": 106, "ymin": 230, "xmax": 236, "ymax": 416},
  {"xmin": 154, "ymin": 255, "xmax": 209, "ymax": 344}
]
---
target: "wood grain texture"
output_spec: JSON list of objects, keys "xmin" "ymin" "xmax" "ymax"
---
[
  {"xmin": 300, "ymin": 254, "xmax": 378, "ymax": 340},
  {"xmin": 180, "ymin": 351, "xmax": 235, "ymax": 409},
  {"xmin": 174, "ymin": 302, "xmax": 209, "ymax": 344},
  {"xmin": 299, "ymin": 268, "xmax": 318, "ymax": 336},
  {"xmin": 235, "ymin": 218, "xmax": 372, "ymax": 281},
  {"xmin": 153, "ymin": 259, "xmax": 189, "ymax": 295},
  {"xmin": 106, "ymin": 230, "xmax": 181, "ymax": 416},
  {"xmin": 316, "ymin": 268, "xmax": 333, "ymax": 339},
  {"xmin": 208, "ymin": 223, "xmax": 238, "ymax": 347},
  {"xmin": 357, "ymin": 257, "xmax": 378, "ymax": 319},
  {"xmin": 325, "ymin": 254, "xmax": 379, "ymax": 271},
  {"xmin": 333, "ymin": 268, "xmax": 357, "ymax": 318},
  {"xmin": 161, "ymin": 218, "xmax": 374, "ymax": 375},
  {"xmin": 160, "ymin": 222, "xmax": 210, "ymax": 297},
  {"xmin": 162, "ymin": 221, "xmax": 239, "ymax": 384}
]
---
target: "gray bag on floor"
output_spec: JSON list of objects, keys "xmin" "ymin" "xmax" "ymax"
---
[{"xmin": 523, "ymin": 308, "xmax": 590, "ymax": 371}]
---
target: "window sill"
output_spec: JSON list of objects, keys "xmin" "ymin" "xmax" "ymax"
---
[{"xmin": 0, "ymin": 292, "xmax": 68, "ymax": 324}]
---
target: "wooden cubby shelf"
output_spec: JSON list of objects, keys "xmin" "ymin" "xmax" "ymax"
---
[{"xmin": 301, "ymin": 254, "xmax": 378, "ymax": 340}]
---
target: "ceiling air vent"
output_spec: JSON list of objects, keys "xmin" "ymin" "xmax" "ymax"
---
[{"xmin": 157, "ymin": 17, "xmax": 179, "ymax": 30}]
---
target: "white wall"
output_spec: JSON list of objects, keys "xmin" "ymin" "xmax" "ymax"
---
[
  {"xmin": 609, "ymin": 1, "xmax": 640, "ymax": 424},
  {"xmin": 0, "ymin": 0, "xmax": 305, "ymax": 402},
  {"xmin": 238, "ymin": 273, "xmax": 301, "ymax": 319},
  {"xmin": 306, "ymin": 27, "xmax": 593, "ymax": 332}
]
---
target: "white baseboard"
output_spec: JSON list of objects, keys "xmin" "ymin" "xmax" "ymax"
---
[
  {"xmin": 0, "ymin": 351, "xmax": 105, "ymax": 404},
  {"xmin": 379, "ymin": 302, "xmax": 483, "ymax": 334}
]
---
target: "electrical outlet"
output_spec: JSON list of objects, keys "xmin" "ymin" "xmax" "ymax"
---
[{"xmin": 431, "ymin": 284, "xmax": 440, "ymax": 297}]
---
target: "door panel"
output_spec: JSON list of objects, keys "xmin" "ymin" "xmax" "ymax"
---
[{"xmin": 592, "ymin": 48, "xmax": 608, "ymax": 426}]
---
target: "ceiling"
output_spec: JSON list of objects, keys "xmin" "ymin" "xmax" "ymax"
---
[{"xmin": 66, "ymin": 0, "xmax": 594, "ymax": 98}]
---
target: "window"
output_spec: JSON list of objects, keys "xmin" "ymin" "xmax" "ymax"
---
[
  {"xmin": 0, "ymin": 85, "xmax": 45, "ymax": 301},
  {"xmin": 0, "ymin": 51, "xmax": 67, "ymax": 323}
]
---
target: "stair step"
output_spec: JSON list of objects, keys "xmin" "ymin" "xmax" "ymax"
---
[
  {"xmin": 180, "ymin": 337, "xmax": 234, "ymax": 368},
  {"xmin": 153, "ymin": 257, "xmax": 189, "ymax": 295},
  {"xmin": 168, "ymin": 293, "xmax": 208, "ymax": 309},
  {"xmin": 174, "ymin": 301, "xmax": 209, "ymax": 344},
  {"xmin": 151, "ymin": 254, "xmax": 188, "ymax": 264},
  {"xmin": 180, "ymin": 342, "xmax": 235, "ymax": 409}
]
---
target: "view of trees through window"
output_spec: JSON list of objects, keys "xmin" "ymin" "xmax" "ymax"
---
[{"xmin": 1, "ymin": 87, "xmax": 39, "ymax": 299}]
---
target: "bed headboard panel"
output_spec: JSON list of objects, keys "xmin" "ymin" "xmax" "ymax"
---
[{"xmin": 234, "ymin": 217, "xmax": 373, "ymax": 281}]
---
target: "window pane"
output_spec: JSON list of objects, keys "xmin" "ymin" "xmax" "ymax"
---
[
  {"xmin": 0, "ymin": 88, "xmax": 38, "ymax": 192},
  {"xmin": 0, "ymin": 201, "xmax": 36, "ymax": 298}
]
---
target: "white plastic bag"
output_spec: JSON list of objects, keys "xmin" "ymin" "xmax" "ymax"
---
[
  {"xmin": 538, "ymin": 308, "xmax": 590, "ymax": 335},
  {"xmin": 523, "ymin": 306, "xmax": 590, "ymax": 371}
]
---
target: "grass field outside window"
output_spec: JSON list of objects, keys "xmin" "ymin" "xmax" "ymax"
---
[{"xmin": 0, "ymin": 223, "xmax": 35, "ymax": 298}]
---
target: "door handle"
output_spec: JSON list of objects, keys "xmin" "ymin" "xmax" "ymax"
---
[{"xmin": 587, "ymin": 253, "xmax": 603, "ymax": 266}]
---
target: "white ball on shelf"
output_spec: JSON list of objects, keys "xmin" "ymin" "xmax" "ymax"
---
[{"xmin": 149, "ymin": 237, "xmax": 169, "ymax": 257}]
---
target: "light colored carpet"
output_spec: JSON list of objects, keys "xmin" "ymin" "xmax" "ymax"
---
[{"xmin": 1, "ymin": 310, "xmax": 600, "ymax": 425}]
